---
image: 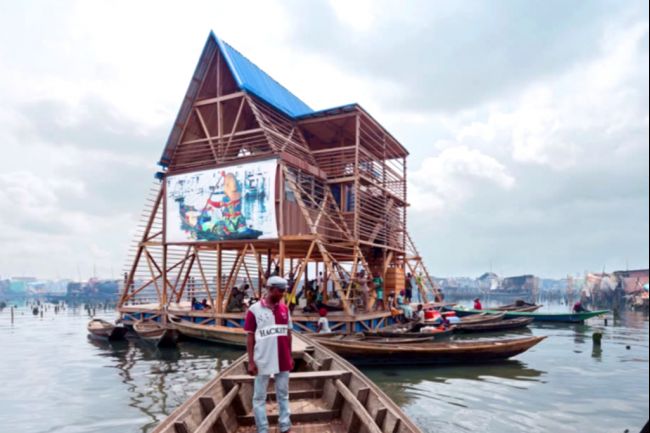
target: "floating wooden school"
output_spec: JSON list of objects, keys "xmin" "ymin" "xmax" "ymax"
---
[{"xmin": 117, "ymin": 32, "xmax": 442, "ymax": 333}]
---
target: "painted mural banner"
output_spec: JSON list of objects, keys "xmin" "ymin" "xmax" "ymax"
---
[{"xmin": 165, "ymin": 159, "xmax": 278, "ymax": 242}]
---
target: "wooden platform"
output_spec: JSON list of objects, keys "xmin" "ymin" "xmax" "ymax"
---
[{"xmin": 119, "ymin": 302, "xmax": 454, "ymax": 334}]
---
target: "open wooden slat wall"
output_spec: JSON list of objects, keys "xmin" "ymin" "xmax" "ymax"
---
[{"xmin": 120, "ymin": 183, "xmax": 165, "ymax": 306}]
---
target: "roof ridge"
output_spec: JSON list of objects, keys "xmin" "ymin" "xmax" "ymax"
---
[{"xmin": 212, "ymin": 32, "xmax": 313, "ymax": 118}]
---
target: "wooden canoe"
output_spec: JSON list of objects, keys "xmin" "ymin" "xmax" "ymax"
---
[
  {"xmin": 312, "ymin": 333, "xmax": 438, "ymax": 344},
  {"xmin": 133, "ymin": 321, "xmax": 179, "ymax": 347},
  {"xmin": 452, "ymin": 312, "xmax": 506, "ymax": 323},
  {"xmin": 151, "ymin": 334, "xmax": 423, "ymax": 433},
  {"xmin": 450, "ymin": 307, "xmax": 609, "ymax": 323},
  {"xmin": 453, "ymin": 317, "xmax": 534, "ymax": 333},
  {"xmin": 312, "ymin": 336, "xmax": 546, "ymax": 366},
  {"xmin": 362, "ymin": 327, "xmax": 454, "ymax": 340},
  {"xmin": 170, "ymin": 316, "xmax": 247, "ymax": 347},
  {"xmin": 87, "ymin": 318, "xmax": 128, "ymax": 341},
  {"xmin": 494, "ymin": 302, "xmax": 542, "ymax": 313}
]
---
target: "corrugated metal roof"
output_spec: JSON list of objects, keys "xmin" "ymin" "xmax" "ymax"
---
[{"xmin": 214, "ymin": 34, "xmax": 313, "ymax": 118}]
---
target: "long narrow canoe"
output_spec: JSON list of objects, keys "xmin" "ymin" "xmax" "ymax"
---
[
  {"xmin": 152, "ymin": 334, "xmax": 423, "ymax": 433},
  {"xmin": 362, "ymin": 327, "xmax": 454, "ymax": 340},
  {"xmin": 170, "ymin": 316, "xmax": 247, "ymax": 347},
  {"xmin": 493, "ymin": 303, "xmax": 542, "ymax": 312},
  {"xmin": 450, "ymin": 307, "xmax": 608, "ymax": 323},
  {"xmin": 87, "ymin": 319, "xmax": 128, "ymax": 341},
  {"xmin": 454, "ymin": 317, "xmax": 534, "ymax": 333},
  {"xmin": 133, "ymin": 321, "xmax": 178, "ymax": 348},
  {"xmin": 313, "ymin": 333, "xmax": 439, "ymax": 344},
  {"xmin": 313, "ymin": 336, "xmax": 546, "ymax": 366},
  {"xmin": 451, "ymin": 312, "xmax": 506, "ymax": 323}
]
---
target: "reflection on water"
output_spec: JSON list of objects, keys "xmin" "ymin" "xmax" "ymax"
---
[
  {"xmin": 0, "ymin": 302, "xmax": 647, "ymax": 433},
  {"xmin": 363, "ymin": 360, "xmax": 544, "ymax": 407},
  {"xmin": 86, "ymin": 336, "xmax": 242, "ymax": 432}
]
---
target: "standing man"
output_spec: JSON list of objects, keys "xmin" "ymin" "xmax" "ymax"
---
[
  {"xmin": 404, "ymin": 272, "xmax": 413, "ymax": 303},
  {"xmin": 473, "ymin": 297, "xmax": 483, "ymax": 310},
  {"xmin": 244, "ymin": 276, "xmax": 293, "ymax": 433}
]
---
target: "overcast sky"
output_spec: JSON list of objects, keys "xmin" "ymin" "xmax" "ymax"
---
[{"xmin": 0, "ymin": 0, "xmax": 647, "ymax": 280}]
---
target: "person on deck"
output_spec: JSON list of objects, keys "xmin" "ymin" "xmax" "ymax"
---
[
  {"xmin": 191, "ymin": 297, "xmax": 203, "ymax": 311},
  {"xmin": 473, "ymin": 298, "xmax": 483, "ymax": 310},
  {"xmin": 414, "ymin": 304, "xmax": 425, "ymax": 324},
  {"xmin": 397, "ymin": 290, "xmax": 413, "ymax": 320},
  {"xmin": 244, "ymin": 276, "xmax": 293, "ymax": 433},
  {"xmin": 373, "ymin": 273, "xmax": 385, "ymax": 311},
  {"xmin": 284, "ymin": 288, "xmax": 297, "ymax": 313},
  {"xmin": 317, "ymin": 308, "xmax": 331, "ymax": 334},
  {"xmin": 243, "ymin": 283, "xmax": 255, "ymax": 299},
  {"xmin": 201, "ymin": 299, "xmax": 211, "ymax": 310},
  {"xmin": 227, "ymin": 287, "xmax": 245, "ymax": 312},
  {"xmin": 405, "ymin": 272, "xmax": 413, "ymax": 303},
  {"xmin": 357, "ymin": 270, "xmax": 370, "ymax": 312}
]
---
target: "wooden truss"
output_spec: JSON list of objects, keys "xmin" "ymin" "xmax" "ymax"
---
[{"xmin": 117, "ymin": 35, "xmax": 441, "ymax": 320}]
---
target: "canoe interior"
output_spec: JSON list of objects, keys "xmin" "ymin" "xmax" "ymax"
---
[
  {"xmin": 134, "ymin": 321, "xmax": 179, "ymax": 347},
  {"xmin": 152, "ymin": 335, "xmax": 422, "ymax": 433},
  {"xmin": 87, "ymin": 319, "xmax": 127, "ymax": 341}
]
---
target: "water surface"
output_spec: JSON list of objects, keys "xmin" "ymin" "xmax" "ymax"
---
[{"xmin": 0, "ymin": 302, "xmax": 647, "ymax": 433}]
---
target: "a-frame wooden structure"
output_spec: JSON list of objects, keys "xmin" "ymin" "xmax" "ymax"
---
[{"xmin": 117, "ymin": 32, "xmax": 441, "ymax": 333}]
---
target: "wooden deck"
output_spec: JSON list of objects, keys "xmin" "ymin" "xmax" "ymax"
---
[{"xmin": 119, "ymin": 302, "xmax": 454, "ymax": 334}]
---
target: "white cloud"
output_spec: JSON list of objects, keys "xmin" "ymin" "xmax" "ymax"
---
[
  {"xmin": 409, "ymin": 145, "xmax": 515, "ymax": 212},
  {"xmin": 0, "ymin": 1, "xmax": 646, "ymax": 278},
  {"xmin": 452, "ymin": 20, "xmax": 649, "ymax": 169}
]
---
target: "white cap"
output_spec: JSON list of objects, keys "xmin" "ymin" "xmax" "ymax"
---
[{"xmin": 267, "ymin": 276, "xmax": 288, "ymax": 289}]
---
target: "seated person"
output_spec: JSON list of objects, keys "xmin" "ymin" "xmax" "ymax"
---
[
  {"xmin": 439, "ymin": 314, "xmax": 451, "ymax": 329},
  {"xmin": 302, "ymin": 287, "xmax": 318, "ymax": 313},
  {"xmin": 243, "ymin": 283, "xmax": 255, "ymax": 299},
  {"xmin": 413, "ymin": 304, "xmax": 425, "ymax": 324},
  {"xmin": 473, "ymin": 298, "xmax": 483, "ymax": 310},
  {"xmin": 573, "ymin": 301, "xmax": 589, "ymax": 313},
  {"xmin": 191, "ymin": 297, "xmax": 203, "ymax": 311},
  {"xmin": 396, "ymin": 290, "xmax": 414, "ymax": 320},
  {"xmin": 317, "ymin": 308, "xmax": 331, "ymax": 334},
  {"xmin": 387, "ymin": 294, "xmax": 400, "ymax": 316},
  {"xmin": 227, "ymin": 287, "xmax": 245, "ymax": 312},
  {"xmin": 201, "ymin": 298, "xmax": 211, "ymax": 310}
]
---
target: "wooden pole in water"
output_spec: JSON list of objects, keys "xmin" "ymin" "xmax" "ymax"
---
[
  {"xmin": 592, "ymin": 331, "xmax": 602, "ymax": 347},
  {"xmin": 11, "ymin": 306, "xmax": 14, "ymax": 324}
]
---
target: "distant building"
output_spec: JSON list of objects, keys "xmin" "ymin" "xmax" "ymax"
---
[
  {"xmin": 500, "ymin": 275, "xmax": 539, "ymax": 295},
  {"xmin": 477, "ymin": 272, "xmax": 500, "ymax": 291},
  {"xmin": 612, "ymin": 269, "xmax": 649, "ymax": 295}
]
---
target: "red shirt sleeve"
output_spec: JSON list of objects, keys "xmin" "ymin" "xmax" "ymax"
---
[{"xmin": 244, "ymin": 310, "xmax": 257, "ymax": 333}]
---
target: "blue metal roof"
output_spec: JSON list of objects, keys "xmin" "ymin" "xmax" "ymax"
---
[{"xmin": 213, "ymin": 33, "xmax": 313, "ymax": 118}]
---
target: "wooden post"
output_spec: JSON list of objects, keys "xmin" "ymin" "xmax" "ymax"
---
[
  {"xmin": 290, "ymin": 241, "xmax": 316, "ymax": 298},
  {"xmin": 217, "ymin": 243, "xmax": 223, "ymax": 314},
  {"xmin": 354, "ymin": 114, "xmax": 360, "ymax": 239},
  {"xmin": 119, "ymin": 187, "xmax": 163, "ymax": 307},
  {"xmin": 279, "ymin": 239, "xmax": 285, "ymax": 277}
]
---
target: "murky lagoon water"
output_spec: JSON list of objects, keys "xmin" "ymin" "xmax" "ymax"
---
[{"xmin": 0, "ymin": 302, "xmax": 647, "ymax": 433}]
